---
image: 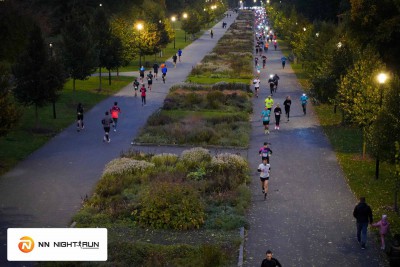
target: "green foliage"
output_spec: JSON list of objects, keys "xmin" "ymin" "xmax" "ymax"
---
[
  {"xmin": 138, "ymin": 182, "xmax": 205, "ymax": 230},
  {"xmin": 150, "ymin": 153, "xmax": 179, "ymax": 166},
  {"xmin": 181, "ymin": 147, "xmax": 212, "ymax": 170}
]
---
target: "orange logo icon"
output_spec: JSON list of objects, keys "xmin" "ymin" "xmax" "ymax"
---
[{"xmin": 18, "ymin": 236, "xmax": 34, "ymax": 253}]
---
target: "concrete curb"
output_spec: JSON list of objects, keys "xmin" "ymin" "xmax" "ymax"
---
[{"xmin": 238, "ymin": 226, "xmax": 245, "ymax": 267}]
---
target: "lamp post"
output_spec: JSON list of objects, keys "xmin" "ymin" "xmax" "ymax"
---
[
  {"xmin": 171, "ymin": 16, "xmax": 176, "ymax": 49},
  {"xmin": 136, "ymin": 22, "xmax": 144, "ymax": 67},
  {"xmin": 182, "ymin": 13, "xmax": 188, "ymax": 42},
  {"xmin": 49, "ymin": 43, "xmax": 53, "ymax": 58},
  {"xmin": 375, "ymin": 72, "xmax": 388, "ymax": 179}
]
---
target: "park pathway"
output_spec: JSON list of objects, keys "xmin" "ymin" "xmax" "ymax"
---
[
  {"xmin": 0, "ymin": 14, "xmax": 238, "ymax": 266},
  {"xmin": 243, "ymin": 29, "xmax": 386, "ymax": 266}
]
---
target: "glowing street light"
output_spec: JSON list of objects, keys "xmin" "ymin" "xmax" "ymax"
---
[
  {"xmin": 171, "ymin": 16, "xmax": 176, "ymax": 49},
  {"xmin": 337, "ymin": 42, "xmax": 342, "ymax": 49},
  {"xmin": 315, "ymin": 32, "xmax": 319, "ymax": 37},
  {"xmin": 136, "ymin": 22, "xmax": 144, "ymax": 67},
  {"xmin": 182, "ymin": 13, "xmax": 188, "ymax": 42},
  {"xmin": 303, "ymin": 27, "xmax": 306, "ymax": 32}
]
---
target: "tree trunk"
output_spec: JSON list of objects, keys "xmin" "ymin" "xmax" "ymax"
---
[
  {"xmin": 108, "ymin": 69, "xmax": 111, "ymax": 85},
  {"xmin": 52, "ymin": 101, "xmax": 56, "ymax": 119},
  {"xmin": 117, "ymin": 68, "xmax": 119, "ymax": 80},
  {"xmin": 362, "ymin": 127, "xmax": 366, "ymax": 159}
]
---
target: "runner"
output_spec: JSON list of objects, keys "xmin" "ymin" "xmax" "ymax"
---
[
  {"xmin": 133, "ymin": 78, "xmax": 139, "ymax": 97},
  {"xmin": 139, "ymin": 66, "xmax": 145, "ymax": 82},
  {"xmin": 273, "ymin": 39, "xmax": 277, "ymax": 50},
  {"xmin": 268, "ymin": 76, "xmax": 275, "ymax": 95},
  {"xmin": 161, "ymin": 63, "xmax": 168, "ymax": 83},
  {"xmin": 140, "ymin": 84, "xmax": 146, "ymax": 106},
  {"xmin": 101, "ymin": 111, "xmax": 113, "ymax": 143},
  {"xmin": 300, "ymin": 93, "xmax": 308, "ymax": 115},
  {"xmin": 258, "ymin": 158, "xmax": 270, "ymax": 199},
  {"xmin": 283, "ymin": 95, "xmax": 292, "ymax": 121},
  {"xmin": 152, "ymin": 62, "xmax": 159, "ymax": 80},
  {"xmin": 76, "ymin": 103, "xmax": 84, "ymax": 132},
  {"xmin": 264, "ymin": 95, "xmax": 274, "ymax": 111},
  {"xmin": 273, "ymin": 73, "xmax": 280, "ymax": 92},
  {"xmin": 261, "ymin": 106, "xmax": 271, "ymax": 135},
  {"xmin": 261, "ymin": 250, "xmax": 282, "ymax": 267},
  {"xmin": 281, "ymin": 56, "xmax": 287, "ymax": 69},
  {"xmin": 253, "ymin": 76, "xmax": 260, "ymax": 98},
  {"xmin": 259, "ymin": 142, "xmax": 273, "ymax": 162},
  {"xmin": 177, "ymin": 48, "xmax": 182, "ymax": 62},
  {"xmin": 146, "ymin": 71, "xmax": 153, "ymax": 91},
  {"xmin": 262, "ymin": 55, "xmax": 267, "ymax": 69},
  {"xmin": 210, "ymin": 29, "xmax": 214, "ymax": 38},
  {"xmin": 110, "ymin": 102, "xmax": 121, "ymax": 132},
  {"xmin": 264, "ymin": 42, "xmax": 269, "ymax": 52},
  {"xmin": 172, "ymin": 54, "xmax": 178, "ymax": 68},
  {"xmin": 273, "ymin": 104, "xmax": 282, "ymax": 130}
]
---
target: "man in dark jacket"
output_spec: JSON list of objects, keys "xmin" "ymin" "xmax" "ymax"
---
[
  {"xmin": 353, "ymin": 197, "xmax": 373, "ymax": 249},
  {"xmin": 261, "ymin": 250, "xmax": 282, "ymax": 267}
]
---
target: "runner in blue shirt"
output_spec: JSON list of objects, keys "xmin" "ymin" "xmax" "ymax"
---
[
  {"xmin": 300, "ymin": 93, "xmax": 308, "ymax": 115},
  {"xmin": 178, "ymin": 48, "xmax": 182, "ymax": 62},
  {"xmin": 261, "ymin": 107, "xmax": 271, "ymax": 134},
  {"xmin": 281, "ymin": 56, "xmax": 287, "ymax": 69}
]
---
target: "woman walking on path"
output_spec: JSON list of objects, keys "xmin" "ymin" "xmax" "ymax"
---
[
  {"xmin": 140, "ymin": 84, "xmax": 147, "ymax": 106},
  {"xmin": 283, "ymin": 96, "xmax": 291, "ymax": 121},
  {"xmin": 274, "ymin": 104, "xmax": 282, "ymax": 130}
]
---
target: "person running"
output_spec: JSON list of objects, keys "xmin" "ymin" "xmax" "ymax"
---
[
  {"xmin": 268, "ymin": 76, "xmax": 275, "ymax": 95},
  {"xmin": 274, "ymin": 104, "xmax": 282, "ymax": 130},
  {"xmin": 139, "ymin": 66, "xmax": 145, "ymax": 82},
  {"xmin": 255, "ymin": 57, "xmax": 259, "ymax": 67},
  {"xmin": 253, "ymin": 76, "xmax": 260, "ymax": 98},
  {"xmin": 146, "ymin": 71, "xmax": 153, "ymax": 90},
  {"xmin": 281, "ymin": 56, "xmax": 287, "ymax": 69},
  {"xmin": 264, "ymin": 95, "xmax": 274, "ymax": 111},
  {"xmin": 152, "ymin": 62, "xmax": 159, "ymax": 80},
  {"xmin": 261, "ymin": 250, "xmax": 282, "ymax": 267},
  {"xmin": 76, "ymin": 103, "xmax": 84, "ymax": 132},
  {"xmin": 273, "ymin": 39, "xmax": 277, "ymax": 50},
  {"xmin": 300, "ymin": 93, "xmax": 308, "ymax": 115},
  {"xmin": 140, "ymin": 84, "xmax": 146, "ymax": 106},
  {"xmin": 255, "ymin": 45, "xmax": 259, "ymax": 55},
  {"xmin": 273, "ymin": 74, "xmax": 280, "ymax": 91},
  {"xmin": 172, "ymin": 54, "xmax": 178, "ymax": 68},
  {"xmin": 264, "ymin": 42, "xmax": 269, "ymax": 52},
  {"xmin": 262, "ymin": 55, "xmax": 267, "ymax": 68},
  {"xmin": 261, "ymin": 107, "xmax": 271, "ymax": 134},
  {"xmin": 110, "ymin": 102, "xmax": 121, "ymax": 132},
  {"xmin": 258, "ymin": 158, "xmax": 270, "ymax": 199},
  {"xmin": 210, "ymin": 29, "xmax": 214, "ymax": 38},
  {"xmin": 161, "ymin": 64, "xmax": 168, "ymax": 83},
  {"xmin": 259, "ymin": 142, "xmax": 273, "ymax": 162},
  {"xmin": 133, "ymin": 78, "xmax": 139, "ymax": 97},
  {"xmin": 178, "ymin": 48, "xmax": 182, "ymax": 62},
  {"xmin": 283, "ymin": 95, "xmax": 292, "ymax": 121},
  {"xmin": 101, "ymin": 111, "xmax": 113, "ymax": 143}
]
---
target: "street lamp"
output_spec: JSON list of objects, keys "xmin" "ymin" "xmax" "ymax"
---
[
  {"xmin": 315, "ymin": 32, "xmax": 319, "ymax": 37},
  {"xmin": 182, "ymin": 13, "xmax": 188, "ymax": 42},
  {"xmin": 171, "ymin": 16, "xmax": 176, "ymax": 49},
  {"xmin": 375, "ymin": 72, "xmax": 388, "ymax": 179},
  {"xmin": 303, "ymin": 27, "xmax": 306, "ymax": 32},
  {"xmin": 49, "ymin": 43, "xmax": 53, "ymax": 58},
  {"xmin": 337, "ymin": 41, "xmax": 342, "ymax": 49},
  {"xmin": 136, "ymin": 22, "xmax": 144, "ymax": 67}
]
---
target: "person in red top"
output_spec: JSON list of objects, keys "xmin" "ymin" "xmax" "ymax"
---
[
  {"xmin": 110, "ymin": 102, "xmax": 121, "ymax": 132},
  {"xmin": 140, "ymin": 84, "xmax": 147, "ymax": 106}
]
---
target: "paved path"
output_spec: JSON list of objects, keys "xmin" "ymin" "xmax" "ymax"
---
[
  {"xmin": 0, "ymin": 15, "xmax": 237, "ymax": 266},
  {"xmin": 243, "ymin": 38, "xmax": 386, "ymax": 265}
]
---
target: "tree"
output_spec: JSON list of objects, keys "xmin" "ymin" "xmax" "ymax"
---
[
  {"xmin": 337, "ymin": 47, "xmax": 385, "ymax": 158},
  {"xmin": 12, "ymin": 24, "xmax": 53, "ymax": 124},
  {"xmin": 0, "ymin": 62, "xmax": 20, "ymax": 136},
  {"xmin": 181, "ymin": 10, "xmax": 202, "ymax": 38},
  {"xmin": 62, "ymin": 10, "xmax": 98, "ymax": 92}
]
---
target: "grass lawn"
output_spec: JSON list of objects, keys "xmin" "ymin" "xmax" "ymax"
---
[{"xmin": 0, "ymin": 76, "xmax": 132, "ymax": 176}]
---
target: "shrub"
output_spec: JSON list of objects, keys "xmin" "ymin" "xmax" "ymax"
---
[
  {"xmin": 150, "ymin": 153, "xmax": 179, "ymax": 166},
  {"xmin": 102, "ymin": 158, "xmax": 155, "ymax": 177},
  {"xmin": 138, "ymin": 182, "xmax": 205, "ymax": 230},
  {"xmin": 180, "ymin": 147, "xmax": 212, "ymax": 170},
  {"xmin": 147, "ymin": 112, "xmax": 175, "ymax": 125}
]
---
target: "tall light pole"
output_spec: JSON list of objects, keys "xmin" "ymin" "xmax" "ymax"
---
[
  {"xmin": 171, "ymin": 16, "xmax": 176, "ymax": 49},
  {"xmin": 136, "ymin": 22, "xmax": 144, "ymax": 67},
  {"xmin": 182, "ymin": 13, "xmax": 188, "ymax": 42},
  {"xmin": 375, "ymin": 72, "xmax": 388, "ymax": 179}
]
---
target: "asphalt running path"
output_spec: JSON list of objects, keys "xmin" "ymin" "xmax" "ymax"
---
[
  {"xmin": 0, "ymin": 15, "xmax": 237, "ymax": 266},
  {"xmin": 243, "ymin": 27, "xmax": 385, "ymax": 266}
]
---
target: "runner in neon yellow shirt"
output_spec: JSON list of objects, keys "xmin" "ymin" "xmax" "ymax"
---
[{"xmin": 264, "ymin": 95, "xmax": 274, "ymax": 111}]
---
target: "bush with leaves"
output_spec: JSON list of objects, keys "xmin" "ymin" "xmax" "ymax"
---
[
  {"xmin": 180, "ymin": 147, "xmax": 212, "ymax": 170},
  {"xmin": 150, "ymin": 153, "xmax": 179, "ymax": 167},
  {"xmin": 138, "ymin": 182, "xmax": 205, "ymax": 230}
]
